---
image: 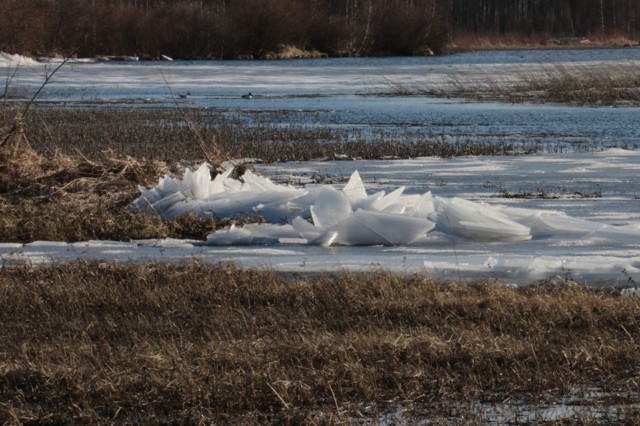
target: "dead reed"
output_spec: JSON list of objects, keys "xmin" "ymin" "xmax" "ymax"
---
[
  {"xmin": 1, "ymin": 261, "xmax": 639, "ymax": 424},
  {"xmin": 519, "ymin": 63, "xmax": 640, "ymax": 105},
  {"xmin": 0, "ymin": 117, "xmax": 231, "ymax": 243},
  {"xmin": 445, "ymin": 63, "xmax": 640, "ymax": 106},
  {"xmin": 20, "ymin": 106, "xmax": 540, "ymax": 163}
]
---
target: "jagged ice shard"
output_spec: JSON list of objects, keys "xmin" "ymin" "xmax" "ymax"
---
[{"xmin": 130, "ymin": 163, "xmax": 639, "ymax": 247}]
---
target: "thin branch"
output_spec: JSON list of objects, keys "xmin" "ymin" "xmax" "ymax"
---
[
  {"xmin": 21, "ymin": 57, "xmax": 71, "ymax": 121},
  {"xmin": 2, "ymin": 63, "xmax": 22, "ymax": 105},
  {"xmin": 2, "ymin": 54, "xmax": 73, "ymax": 148}
]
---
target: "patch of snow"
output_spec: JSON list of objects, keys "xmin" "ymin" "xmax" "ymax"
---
[
  {"xmin": 0, "ymin": 51, "xmax": 40, "ymax": 67},
  {"xmin": 25, "ymin": 241, "xmax": 70, "ymax": 247},
  {"xmin": 0, "ymin": 243, "xmax": 23, "ymax": 249}
]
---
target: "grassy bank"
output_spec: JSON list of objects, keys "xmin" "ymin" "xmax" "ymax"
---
[
  {"xmin": 449, "ymin": 32, "xmax": 639, "ymax": 52},
  {"xmin": 1, "ymin": 261, "xmax": 639, "ymax": 424},
  {"xmin": 0, "ymin": 143, "xmax": 234, "ymax": 243}
]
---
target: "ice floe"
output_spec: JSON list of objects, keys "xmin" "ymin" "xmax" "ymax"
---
[{"xmin": 130, "ymin": 163, "xmax": 640, "ymax": 248}]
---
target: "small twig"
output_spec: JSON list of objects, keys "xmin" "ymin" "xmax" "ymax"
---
[
  {"xmin": 74, "ymin": 147, "xmax": 99, "ymax": 166},
  {"xmin": 1, "ymin": 53, "xmax": 74, "ymax": 148},
  {"xmin": 619, "ymin": 324, "xmax": 634, "ymax": 343},
  {"xmin": 22, "ymin": 56, "xmax": 72, "ymax": 121},
  {"xmin": 266, "ymin": 382, "xmax": 290, "ymax": 409}
]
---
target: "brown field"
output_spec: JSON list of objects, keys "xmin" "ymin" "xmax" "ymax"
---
[{"xmin": 1, "ymin": 261, "xmax": 639, "ymax": 424}]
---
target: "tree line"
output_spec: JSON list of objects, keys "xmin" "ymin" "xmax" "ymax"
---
[
  {"xmin": 450, "ymin": 0, "xmax": 639, "ymax": 39},
  {"xmin": 0, "ymin": 0, "xmax": 638, "ymax": 59}
]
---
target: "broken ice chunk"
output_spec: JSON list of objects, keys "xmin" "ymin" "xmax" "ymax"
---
[
  {"xmin": 436, "ymin": 197, "xmax": 531, "ymax": 242},
  {"xmin": 205, "ymin": 224, "xmax": 253, "ymax": 245},
  {"xmin": 310, "ymin": 187, "xmax": 353, "ymax": 229},
  {"xmin": 342, "ymin": 170, "xmax": 368, "ymax": 204},
  {"xmin": 327, "ymin": 209, "xmax": 435, "ymax": 246}
]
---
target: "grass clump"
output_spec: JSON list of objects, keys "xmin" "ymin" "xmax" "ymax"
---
[
  {"xmin": 0, "ymin": 95, "xmax": 253, "ymax": 242},
  {"xmin": 446, "ymin": 63, "xmax": 640, "ymax": 106},
  {"xmin": 519, "ymin": 63, "xmax": 640, "ymax": 105},
  {"xmin": 1, "ymin": 262, "xmax": 639, "ymax": 424},
  {"xmin": 0, "ymin": 129, "xmax": 232, "ymax": 242}
]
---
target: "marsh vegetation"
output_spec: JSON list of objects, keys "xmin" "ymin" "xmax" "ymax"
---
[
  {"xmin": 18, "ymin": 107, "xmax": 546, "ymax": 163},
  {"xmin": 429, "ymin": 63, "xmax": 640, "ymax": 106},
  {"xmin": 2, "ymin": 50, "xmax": 640, "ymax": 424},
  {"xmin": 1, "ymin": 262, "xmax": 639, "ymax": 424}
]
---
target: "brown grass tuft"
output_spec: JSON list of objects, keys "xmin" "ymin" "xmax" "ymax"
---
[
  {"xmin": 445, "ymin": 63, "xmax": 640, "ymax": 106},
  {"xmin": 0, "ymin": 134, "xmax": 224, "ymax": 242},
  {"xmin": 0, "ymin": 112, "xmax": 42, "ymax": 186},
  {"xmin": 0, "ymin": 128, "xmax": 258, "ymax": 242},
  {"xmin": 261, "ymin": 45, "xmax": 329, "ymax": 60}
]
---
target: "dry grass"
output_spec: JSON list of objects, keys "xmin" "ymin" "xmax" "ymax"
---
[
  {"xmin": 261, "ymin": 45, "xmax": 329, "ymax": 60},
  {"xmin": 518, "ymin": 63, "xmax": 640, "ymax": 106},
  {"xmin": 0, "ymin": 261, "xmax": 639, "ymax": 424},
  {"xmin": 0, "ymin": 119, "xmax": 237, "ymax": 242},
  {"xmin": 450, "ymin": 32, "xmax": 639, "ymax": 51},
  {"xmin": 446, "ymin": 63, "xmax": 640, "ymax": 106},
  {"xmin": 450, "ymin": 32, "xmax": 550, "ymax": 51},
  {"xmin": 19, "ymin": 106, "xmax": 540, "ymax": 163},
  {"xmin": 0, "ymin": 105, "xmax": 542, "ymax": 242}
]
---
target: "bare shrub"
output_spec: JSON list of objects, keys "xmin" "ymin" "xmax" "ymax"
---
[
  {"xmin": 224, "ymin": 0, "xmax": 307, "ymax": 59},
  {"xmin": 0, "ymin": 0, "xmax": 452, "ymax": 59},
  {"xmin": 135, "ymin": 2, "xmax": 223, "ymax": 59},
  {"xmin": 369, "ymin": 0, "xmax": 449, "ymax": 55},
  {"xmin": 306, "ymin": 13, "xmax": 353, "ymax": 56}
]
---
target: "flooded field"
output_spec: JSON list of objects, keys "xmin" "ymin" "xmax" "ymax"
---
[{"xmin": 6, "ymin": 48, "xmax": 640, "ymax": 151}]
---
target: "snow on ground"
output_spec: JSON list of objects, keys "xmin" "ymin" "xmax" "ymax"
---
[
  {"xmin": 0, "ymin": 52, "xmax": 39, "ymax": 66},
  {"xmin": 2, "ymin": 150, "xmax": 640, "ymax": 287}
]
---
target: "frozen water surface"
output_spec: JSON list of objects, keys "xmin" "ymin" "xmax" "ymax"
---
[
  {"xmin": 2, "ymin": 149, "xmax": 640, "ymax": 287},
  {"xmin": 5, "ymin": 48, "xmax": 640, "ymax": 149},
  {"xmin": 1, "ymin": 50, "xmax": 640, "ymax": 285}
]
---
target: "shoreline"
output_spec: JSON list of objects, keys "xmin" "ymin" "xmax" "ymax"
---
[{"xmin": 6, "ymin": 39, "xmax": 638, "ymax": 63}]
